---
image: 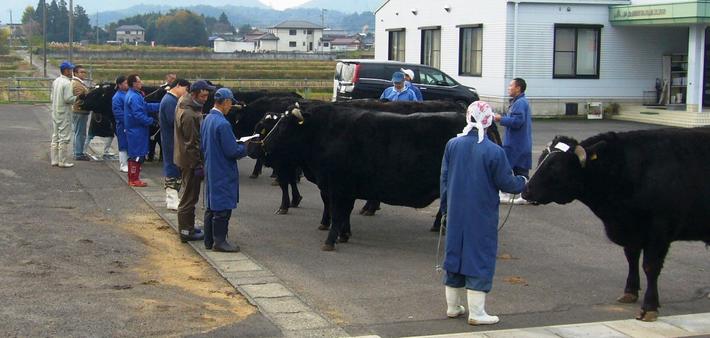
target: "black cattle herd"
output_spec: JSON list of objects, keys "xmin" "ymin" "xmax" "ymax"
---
[{"xmin": 81, "ymin": 81, "xmax": 710, "ymax": 322}]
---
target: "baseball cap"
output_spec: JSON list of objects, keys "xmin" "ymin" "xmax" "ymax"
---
[
  {"xmin": 60, "ymin": 61, "xmax": 75, "ymax": 72},
  {"xmin": 214, "ymin": 87, "xmax": 235, "ymax": 101},
  {"xmin": 191, "ymin": 80, "xmax": 216, "ymax": 92},
  {"xmin": 391, "ymin": 71, "xmax": 405, "ymax": 83},
  {"xmin": 400, "ymin": 68, "xmax": 415, "ymax": 80}
]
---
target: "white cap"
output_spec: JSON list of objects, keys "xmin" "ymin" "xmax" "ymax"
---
[
  {"xmin": 400, "ymin": 68, "xmax": 415, "ymax": 80},
  {"xmin": 458, "ymin": 101, "xmax": 494, "ymax": 143}
]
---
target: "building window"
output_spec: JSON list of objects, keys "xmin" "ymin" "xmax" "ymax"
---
[
  {"xmin": 420, "ymin": 28, "xmax": 441, "ymax": 68},
  {"xmin": 553, "ymin": 24, "xmax": 602, "ymax": 79},
  {"xmin": 307, "ymin": 29, "xmax": 313, "ymax": 35},
  {"xmin": 289, "ymin": 41, "xmax": 297, "ymax": 47},
  {"xmin": 324, "ymin": 42, "xmax": 330, "ymax": 47},
  {"xmin": 459, "ymin": 25, "xmax": 482, "ymax": 76},
  {"xmin": 289, "ymin": 29, "xmax": 297, "ymax": 35},
  {"xmin": 388, "ymin": 29, "xmax": 405, "ymax": 62}
]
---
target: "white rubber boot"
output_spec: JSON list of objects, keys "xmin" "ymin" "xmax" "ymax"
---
[
  {"xmin": 499, "ymin": 192, "xmax": 513, "ymax": 204},
  {"xmin": 50, "ymin": 144, "xmax": 59, "ymax": 166},
  {"xmin": 119, "ymin": 151, "xmax": 128, "ymax": 172},
  {"xmin": 166, "ymin": 188, "xmax": 179, "ymax": 211},
  {"xmin": 467, "ymin": 290, "xmax": 499, "ymax": 325},
  {"xmin": 445, "ymin": 286, "xmax": 466, "ymax": 318},
  {"xmin": 57, "ymin": 144, "xmax": 74, "ymax": 168}
]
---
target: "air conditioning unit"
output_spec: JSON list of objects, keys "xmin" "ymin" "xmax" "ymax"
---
[{"xmin": 586, "ymin": 102, "xmax": 603, "ymax": 120}]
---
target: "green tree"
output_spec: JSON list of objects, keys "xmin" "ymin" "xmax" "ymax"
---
[
  {"xmin": 0, "ymin": 28, "xmax": 10, "ymax": 55},
  {"xmin": 218, "ymin": 12, "xmax": 230, "ymax": 25},
  {"xmin": 237, "ymin": 24, "xmax": 253, "ymax": 37},
  {"xmin": 155, "ymin": 10, "xmax": 208, "ymax": 46},
  {"xmin": 73, "ymin": 5, "xmax": 92, "ymax": 41},
  {"xmin": 21, "ymin": 6, "xmax": 35, "ymax": 24}
]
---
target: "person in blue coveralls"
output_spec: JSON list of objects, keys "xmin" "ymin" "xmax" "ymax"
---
[
  {"xmin": 379, "ymin": 71, "xmax": 417, "ymax": 102},
  {"xmin": 200, "ymin": 88, "xmax": 249, "ymax": 253},
  {"xmin": 494, "ymin": 78, "xmax": 533, "ymax": 205},
  {"xmin": 124, "ymin": 74, "xmax": 160, "ymax": 187},
  {"xmin": 440, "ymin": 101, "xmax": 527, "ymax": 326},
  {"xmin": 112, "ymin": 76, "xmax": 130, "ymax": 172},
  {"xmin": 159, "ymin": 78, "xmax": 190, "ymax": 210},
  {"xmin": 400, "ymin": 68, "xmax": 423, "ymax": 101}
]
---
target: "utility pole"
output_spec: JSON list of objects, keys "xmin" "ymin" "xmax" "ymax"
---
[
  {"xmin": 68, "ymin": 0, "xmax": 73, "ymax": 62},
  {"xmin": 320, "ymin": 9, "xmax": 327, "ymax": 53},
  {"xmin": 8, "ymin": 10, "xmax": 13, "ymax": 50},
  {"xmin": 43, "ymin": 0, "xmax": 47, "ymax": 77},
  {"xmin": 95, "ymin": 11, "xmax": 99, "ymax": 45},
  {"xmin": 29, "ymin": 19, "xmax": 33, "ymax": 66}
]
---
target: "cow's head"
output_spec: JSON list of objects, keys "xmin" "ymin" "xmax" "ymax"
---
[
  {"xmin": 261, "ymin": 102, "xmax": 308, "ymax": 154},
  {"xmin": 523, "ymin": 136, "xmax": 604, "ymax": 204},
  {"xmin": 81, "ymin": 82, "xmax": 115, "ymax": 112}
]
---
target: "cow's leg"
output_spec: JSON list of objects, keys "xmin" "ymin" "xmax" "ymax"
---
[
  {"xmin": 337, "ymin": 200, "xmax": 355, "ymax": 243},
  {"xmin": 290, "ymin": 177, "xmax": 302, "ymax": 207},
  {"xmin": 360, "ymin": 200, "xmax": 381, "ymax": 216},
  {"xmin": 318, "ymin": 190, "xmax": 331, "ymax": 230},
  {"xmin": 430, "ymin": 210, "xmax": 443, "ymax": 232},
  {"xmin": 637, "ymin": 240, "xmax": 670, "ymax": 322},
  {"xmin": 250, "ymin": 158, "xmax": 263, "ymax": 179},
  {"xmin": 617, "ymin": 245, "xmax": 641, "ymax": 304},
  {"xmin": 275, "ymin": 178, "xmax": 290, "ymax": 215},
  {"xmin": 323, "ymin": 195, "xmax": 352, "ymax": 251}
]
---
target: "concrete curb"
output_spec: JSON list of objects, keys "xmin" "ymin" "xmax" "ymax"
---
[{"xmin": 102, "ymin": 158, "xmax": 349, "ymax": 338}]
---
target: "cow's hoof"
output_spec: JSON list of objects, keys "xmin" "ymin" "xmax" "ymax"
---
[
  {"xmin": 617, "ymin": 293, "xmax": 639, "ymax": 303},
  {"xmin": 318, "ymin": 224, "xmax": 330, "ymax": 231},
  {"xmin": 290, "ymin": 195, "xmax": 303, "ymax": 207},
  {"xmin": 337, "ymin": 235, "xmax": 349, "ymax": 243},
  {"xmin": 636, "ymin": 310, "xmax": 658, "ymax": 322},
  {"xmin": 271, "ymin": 179, "xmax": 280, "ymax": 186},
  {"xmin": 361, "ymin": 209, "xmax": 376, "ymax": 216},
  {"xmin": 321, "ymin": 244, "xmax": 335, "ymax": 251},
  {"xmin": 275, "ymin": 208, "xmax": 288, "ymax": 215},
  {"xmin": 430, "ymin": 225, "xmax": 440, "ymax": 232},
  {"xmin": 249, "ymin": 174, "xmax": 259, "ymax": 179}
]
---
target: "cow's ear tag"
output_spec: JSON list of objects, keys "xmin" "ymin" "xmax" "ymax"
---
[
  {"xmin": 590, "ymin": 153, "xmax": 598, "ymax": 161},
  {"xmin": 554, "ymin": 143, "xmax": 570, "ymax": 152},
  {"xmin": 298, "ymin": 120, "xmax": 304, "ymax": 125}
]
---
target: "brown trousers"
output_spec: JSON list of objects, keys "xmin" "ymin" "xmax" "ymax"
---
[{"xmin": 177, "ymin": 167, "xmax": 202, "ymax": 231}]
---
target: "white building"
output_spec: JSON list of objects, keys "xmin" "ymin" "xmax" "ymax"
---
[
  {"xmin": 375, "ymin": 0, "xmax": 710, "ymax": 126},
  {"xmin": 212, "ymin": 32, "xmax": 279, "ymax": 53},
  {"xmin": 115, "ymin": 25, "xmax": 145, "ymax": 44},
  {"xmin": 269, "ymin": 20, "xmax": 324, "ymax": 52}
]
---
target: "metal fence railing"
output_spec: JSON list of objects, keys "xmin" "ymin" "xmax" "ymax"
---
[{"xmin": 0, "ymin": 77, "xmax": 54, "ymax": 103}]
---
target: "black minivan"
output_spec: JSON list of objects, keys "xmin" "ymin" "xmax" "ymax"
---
[{"xmin": 333, "ymin": 59, "xmax": 479, "ymax": 107}]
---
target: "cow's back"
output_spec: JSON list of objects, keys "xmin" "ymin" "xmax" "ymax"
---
[
  {"xmin": 307, "ymin": 107, "xmax": 463, "ymax": 207},
  {"xmin": 580, "ymin": 127, "xmax": 710, "ymax": 244}
]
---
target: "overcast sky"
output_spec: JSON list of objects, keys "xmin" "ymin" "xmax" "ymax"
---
[{"xmin": 2, "ymin": 0, "xmax": 312, "ymax": 24}]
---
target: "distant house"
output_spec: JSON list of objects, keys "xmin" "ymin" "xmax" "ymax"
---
[
  {"xmin": 213, "ymin": 31, "xmax": 279, "ymax": 53},
  {"xmin": 269, "ymin": 20, "xmax": 324, "ymax": 52},
  {"xmin": 329, "ymin": 37, "xmax": 360, "ymax": 52},
  {"xmin": 116, "ymin": 25, "xmax": 145, "ymax": 44}
]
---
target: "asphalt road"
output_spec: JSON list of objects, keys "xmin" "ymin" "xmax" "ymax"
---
[
  {"xmin": 0, "ymin": 105, "xmax": 280, "ymax": 337},
  {"xmin": 215, "ymin": 118, "xmax": 709, "ymax": 337}
]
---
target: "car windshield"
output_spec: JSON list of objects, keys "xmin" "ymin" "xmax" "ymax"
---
[{"xmin": 419, "ymin": 68, "xmax": 457, "ymax": 86}]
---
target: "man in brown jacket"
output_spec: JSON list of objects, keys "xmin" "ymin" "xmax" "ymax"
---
[
  {"xmin": 71, "ymin": 65, "xmax": 91, "ymax": 161},
  {"xmin": 174, "ymin": 80, "xmax": 214, "ymax": 242}
]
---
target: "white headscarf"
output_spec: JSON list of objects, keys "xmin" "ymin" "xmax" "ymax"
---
[{"xmin": 458, "ymin": 101, "xmax": 494, "ymax": 143}]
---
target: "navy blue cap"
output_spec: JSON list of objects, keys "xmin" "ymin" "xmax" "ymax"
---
[
  {"xmin": 60, "ymin": 61, "xmax": 75, "ymax": 72},
  {"xmin": 214, "ymin": 87, "xmax": 235, "ymax": 101},
  {"xmin": 391, "ymin": 71, "xmax": 405, "ymax": 83},
  {"xmin": 191, "ymin": 80, "xmax": 216, "ymax": 92}
]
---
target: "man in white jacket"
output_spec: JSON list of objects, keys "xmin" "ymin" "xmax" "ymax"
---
[{"xmin": 50, "ymin": 61, "xmax": 80, "ymax": 168}]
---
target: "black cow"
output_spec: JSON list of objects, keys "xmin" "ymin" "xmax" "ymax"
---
[
  {"xmin": 521, "ymin": 129, "xmax": 710, "ymax": 321},
  {"xmin": 261, "ymin": 102, "xmax": 491, "ymax": 251}
]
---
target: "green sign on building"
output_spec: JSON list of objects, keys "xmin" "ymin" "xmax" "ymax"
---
[{"xmin": 610, "ymin": 1, "xmax": 710, "ymax": 25}]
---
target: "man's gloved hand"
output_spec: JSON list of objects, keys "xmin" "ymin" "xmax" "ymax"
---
[{"xmin": 194, "ymin": 166, "xmax": 204, "ymax": 178}]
